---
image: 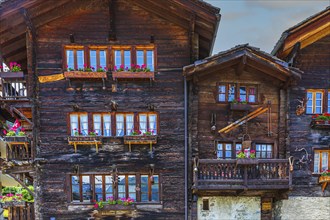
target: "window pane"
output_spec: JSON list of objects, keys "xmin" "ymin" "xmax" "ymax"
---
[
  {"xmin": 103, "ymin": 114, "xmax": 111, "ymax": 137},
  {"xmin": 66, "ymin": 50, "xmax": 74, "ymax": 70},
  {"xmin": 314, "ymin": 152, "xmax": 320, "ymax": 173},
  {"xmin": 321, "ymin": 152, "xmax": 328, "ymax": 172},
  {"xmin": 218, "ymin": 85, "xmax": 226, "ymax": 93},
  {"xmin": 115, "ymin": 50, "xmax": 121, "ymax": 68},
  {"xmin": 93, "ymin": 114, "xmax": 102, "ymax": 136},
  {"xmin": 139, "ymin": 114, "xmax": 147, "ymax": 134},
  {"xmin": 149, "ymin": 114, "xmax": 157, "ymax": 135},
  {"xmin": 141, "ymin": 175, "xmax": 148, "ymax": 202},
  {"xmin": 219, "ymin": 94, "xmax": 226, "ymax": 102},
  {"xmin": 124, "ymin": 50, "xmax": 131, "ymax": 69},
  {"xmin": 128, "ymin": 175, "xmax": 136, "ymax": 200},
  {"xmin": 118, "ymin": 175, "xmax": 126, "ymax": 199},
  {"xmin": 95, "ymin": 175, "xmax": 103, "ymax": 201},
  {"xmin": 71, "ymin": 176, "xmax": 80, "ymax": 202},
  {"xmin": 137, "ymin": 50, "xmax": 144, "ymax": 66},
  {"xmin": 77, "ymin": 50, "xmax": 84, "ymax": 70},
  {"xmin": 80, "ymin": 114, "xmax": 88, "ymax": 136},
  {"xmin": 116, "ymin": 114, "xmax": 124, "ymax": 136},
  {"xmin": 217, "ymin": 151, "xmax": 223, "ymax": 158},
  {"xmin": 82, "ymin": 176, "xmax": 91, "ymax": 202},
  {"xmin": 236, "ymin": 144, "xmax": 242, "ymax": 151},
  {"xmin": 105, "ymin": 175, "xmax": 113, "ymax": 198},
  {"xmin": 126, "ymin": 114, "xmax": 134, "ymax": 135},
  {"xmin": 70, "ymin": 114, "xmax": 79, "ymax": 136},
  {"xmin": 316, "ymin": 93, "xmax": 322, "ymax": 99},
  {"xmin": 151, "ymin": 175, "xmax": 159, "ymax": 202},
  {"xmin": 90, "ymin": 50, "xmax": 97, "ymax": 70},
  {"xmin": 228, "ymin": 84, "xmax": 235, "ymax": 102},
  {"xmin": 147, "ymin": 50, "xmax": 154, "ymax": 71},
  {"xmin": 240, "ymin": 87, "xmax": 246, "ymax": 102},
  {"xmin": 99, "ymin": 50, "xmax": 106, "ymax": 68}
]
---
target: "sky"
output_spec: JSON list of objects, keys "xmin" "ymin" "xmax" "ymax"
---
[{"xmin": 204, "ymin": 0, "xmax": 330, "ymax": 54}]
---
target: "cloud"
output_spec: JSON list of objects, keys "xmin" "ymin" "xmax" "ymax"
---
[{"xmin": 245, "ymin": 0, "xmax": 329, "ymax": 10}]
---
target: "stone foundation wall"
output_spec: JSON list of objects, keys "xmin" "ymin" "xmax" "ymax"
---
[
  {"xmin": 274, "ymin": 196, "xmax": 330, "ymax": 220},
  {"xmin": 197, "ymin": 196, "xmax": 261, "ymax": 220}
]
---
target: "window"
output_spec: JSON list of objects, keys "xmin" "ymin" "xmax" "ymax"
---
[
  {"xmin": 255, "ymin": 144, "xmax": 273, "ymax": 158},
  {"xmin": 93, "ymin": 114, "xmax": 111, "ymax": 136},
  {"xmin": 306, "ymin": 90, "xmax": 323, "ymax": 114},
  {"xmin": 113, "ymin": 47, "xmax": 131, "ymax": 70},
  {"xmin": 65, "ymin": 46, "xmax": 85, "ymax": 70},
  {"xmin": 71, "ymin": 175, "xmax": 92, "ymax": 202},
  {"xmin": 136, "ymin": 47, "xmax": 154, "ymax": 71},
  {"xmin": 89, "ymin": 47, "xmax": 107, "ymax": 70},
  {"xmin": 217, "ymin": 83, "xmax": 258, "ymax": 103},
  {"xmin": 314, "ymin": 149, "xmax": 330, "ymax": 173},
  {"xmin": 70, "ymin": 113, "xmax": 88, "ymax": 136},
  {"xmin": 70, "ymin": 174, "xmax": 160, "ymax": 203},
  {"xmin": 141, "ymin": 175, "xmax": 159, "ymax": 202},
  {"xmin": 139, "ymin": 113, "xmax": 157, "ymax": 135},
  {"xmin": 216, "ymin": 142, "xmax": 242, "ymax": 159}
]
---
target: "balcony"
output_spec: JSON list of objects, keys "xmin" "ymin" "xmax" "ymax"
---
[
  {"xmin": 193, "ymin": 159, "xmax": 292, "ymax": 196},
  {"xmin": 0, "ymin": 73, "xmax": 28, "ymax": 100},
  {"xmin": 3, "ymin": 136, "xmax": 31, "ymax": 161}
]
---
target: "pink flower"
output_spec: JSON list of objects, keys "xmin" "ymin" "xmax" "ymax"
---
[
  {"xmin": 113, "ymin": 66, "xmax": 117, "ymax": 70},
  {"xmin": 120, "ymin": 64, "xmax": 124, "ymax": 69},
  {"xmin": 3, "ymin": 130, "xmax": 7, "ymax": 135},
  {"xmin": 94, "ymin": 203, "xmax": 99, "ymax": 208},
  {"xmin": 136, "ymin": 65, "xmax": 140, "ymax": 69}
]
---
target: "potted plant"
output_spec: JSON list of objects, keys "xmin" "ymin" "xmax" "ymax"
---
[
  {"xmin": 64, "ymin": 64, "xmax": 108, "ymax": 79},
  {"xmin": 112, "ymin": 64, "xmax": 155, "ymax": 81},
  {"xmin": 230, "ymin": 98, "xmax": 251, "ymax": 111},
  {"xmin": 124, "ymin": 129, "xmax": 157, "ymax": 144},
  {"xmin": 236, "ymin": 149, "xmax": 257, "ymax": 164},
  {"xmin": 0, "ymin": 185, "xmax": 34, "ymax": 208},
  {"xmin": 3, "ymin": 120, "xmax": 29, "ymax": 142},
  {"xmin": 0, "ymin": 62, "xmax": 24, "ymax": 79},
  {"xmin": 94, "ymin": 197, "xmax": 136, "ymax": 211},
  {"xmin": 311, "ymin": 113, "xmax": 330, "ymax": 127}
]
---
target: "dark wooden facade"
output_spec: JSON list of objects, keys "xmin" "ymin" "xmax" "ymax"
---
[
  {"xmin": 272, "ymin": 7, "xmax": 330, "ymax": 197},
  {"xmin": 184, "ymin": 45, "xmax": 302, "ymax": 219},
  {"xmin": 0, "ymin": 0, "xmax": 220, "ymax": 219}
]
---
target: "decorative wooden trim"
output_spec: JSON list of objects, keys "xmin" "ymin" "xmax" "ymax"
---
[
  {"xmin": 0, "ymin": 71, "xmax": 24, "ymax": 79},
  {"xmin": 319, "ymin": 176, "xmax": 330, "ymax": 192},
  {"xmin": 64, "ymin": 71, "xmax": 107, "ymax": 79},
  {"xmin": 112, "ymin": 71, "xmax": 154, "ymax": 80}
]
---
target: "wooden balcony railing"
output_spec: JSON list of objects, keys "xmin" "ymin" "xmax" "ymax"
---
[
  {"xmin": 1, "ymin": 79, "xmax": 28, "ymax": 100},
  {"xmin": 4, "ymin": 136, "xmax": 32, "ymax": 161},
  {"xmin": 193, "ymin": 159, "xmax": 292, "ymax": 193}
]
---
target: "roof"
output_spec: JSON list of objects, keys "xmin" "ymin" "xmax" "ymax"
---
[
  {"xmin": 272, "ymin": 7, "xmax": 330, "ymax": 58},
  {"xmin": 184, "ymin": 44, "xmax": 302, "ymax": 82},
  {"xmin": 0, "ymin": 0, "xmax": 221, "ymax": 68}
]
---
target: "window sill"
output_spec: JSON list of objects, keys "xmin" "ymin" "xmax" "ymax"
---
[
  {"xmin": 0, "ymin": 71, "xmax": 24, "ymax": 79},
  {"xmin": 64, "ymin": 71, "xmax": 107, "ymax": 79}
]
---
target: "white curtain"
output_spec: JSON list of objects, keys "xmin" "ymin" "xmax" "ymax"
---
[
  {"xmin": 116, "ymin": 115, "xmax": 124, "ymax": 136},
  {"xmin": 126, "ymin": 114, "xmax": 134, "ymax": 135},
  {"xmin": 103, "ymin": 114, "xmax": 111, "ymax": 136},
  {"xmin": 139, "ymin": 114, "xmax": 147, "ymax": 133},
  {"xmin": 149, "ymin": 114, "xmax": 157, "ymax": 134},
  {"xmin": 80, "ymin": 114, "xmax": 88, "ymax": 136},
  {"xmin": 70, "ymin": 114, "xmax": 78, "ymax": 136},
  {"xmin": 93, "ymin": 114, "xmax": 101, "ymax": 136}
]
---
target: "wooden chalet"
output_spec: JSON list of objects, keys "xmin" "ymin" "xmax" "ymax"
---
[
  {"xmin": 0, "ymin": 0, "xmax": 220, "ymax": 219},
  {"xmin": 270, "ymin": 6, "xmax": 330, "ymax": 220},
  {"xmin": 184, "ymin": 44, "xmax": 302, "ymax": 220}
]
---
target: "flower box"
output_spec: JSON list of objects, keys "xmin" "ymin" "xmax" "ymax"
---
[
  {"xmin": 0, "ymin": 71, "xmax": 24, "ymax": 79},
  {"xmin": 101, "ymin": 204, "xmax": 136, "ymax": 211},
  {"xmin": 1, "ymin": 201, "xmax": 26, "ymax": 208},
  {"xmin": 230, "ymin": 103, "xmax": 251, "ymax": 111},
  {"xmin": 124, "ymin": 135, "xmax": 157, "ymax": 144},
  {"xmin": 112, "ymin": 71, "xmax": 155, "ymax": 81},
  {"xmin": 236, "ymin": 158, "xmax": 258, "ymax": 165},
  {"xmin": 4, "ymin": 136, "xmax": 29, "ymax": 143},
  {"xmin": 63, "ymin": 71, "xmax": 107, "ymax": 79},
  {"xmin": 310, "ymin": 120, "xmax": 330, "ymax": 129},
  {"xmin": 68, "ymin": 136, "xmax": 103, "ymax": 153},
  {"xmin": 68, "ymin": 136, "xmax": 102, "ymax": 142}
]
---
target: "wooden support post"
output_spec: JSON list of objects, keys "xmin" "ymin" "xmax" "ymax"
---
[
  {"xmin": 10, "ymin": 107, "xmax": 33, "ymax": 125},
  {"xmin": 108, "ymin": 0, "xmax": 116, "ymax": 41}
]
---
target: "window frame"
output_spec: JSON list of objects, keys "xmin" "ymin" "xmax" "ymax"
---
[
  {"xmin": 255, "ymin": 143, "xmax": 274, "ymax": 159},
  {"xmin": 92, "ymin": 113, "xmax": 112, "ymax": 136},
  {"xmin": 63, "ymin": 45, "xmax": 86, "ymax": 70},
  {"xmin": 69, "ymin": 173, "xmax": 161, "ymax": 204},
  {"xmin": 215, "ymin": 141, "xmax": 242, "ymax": 159},
  {"xmin": 306, "ymin": 89, "xmax": 324, "ymax": 114},
  {"xmin": 135, "ymin": 46, "xmax": 156, "ymax": 72},
  {"xmin": 69, "ymin": 112, "xmax": 89, "ymax": 136},
  {"xmin": 88, "ymin": 46, "xmax": 108, "ymax": 71},
  {"xmin": 216, "ymin": 82, "xmax": 258, "ymax": 104},
  {"xmin": 313, "ymin": 148, "xmax": 330, "ymax": 174}
]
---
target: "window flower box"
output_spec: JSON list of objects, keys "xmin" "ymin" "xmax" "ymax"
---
[
  {"xmin": 0, "ymin": 71, "xmax": 24, "ymax": 79},
  {"xmin": 67, "ymin": 136, "xmax": 103, "ymax": 153},
  {"xmin": 230, "ymin": 103, "xmax": 251, "ymax": 111},
  {"xmin": 112, "ymin": 71, "xmax": 155, "ymax": 81},
  {"xmin": 236, "ymin": 158, "xmax": 258, "ymax": 165},
  {"xmin": 124, "ymin": 135, "xmax": 157, "ymax": 152},
  {"xmin": 310, "ymin": 113, "xmax": 330, "ymax": 129},
  {"xmin": 101, "ymin": 204, "xmax": 136, "ymax": 211},
  {"xmin": 63, "ymin": 71, "xmax": 107, "ymax": 79},
  {"xmin": 4, "ymin": 136, "xmax": 29, "ymax": 143},
  {"xmin": 1, "ymin": 201, "xmax": 26, "ymax": 208}
]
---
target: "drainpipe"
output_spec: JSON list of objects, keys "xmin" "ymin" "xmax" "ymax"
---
[{"xmin": 184, "ymin": 76, "xmax": 188, "ymax": 220}]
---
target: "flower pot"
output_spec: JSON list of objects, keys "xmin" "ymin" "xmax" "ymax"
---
[
  {"xmin": 4, "ymin": 136, "xmax": 29, "ymax": 142},
  {"xmin": 230, "ymin": 103, "xmax": 251, "ymax": 111},
  {"xmin": 68, "ymin": 136, "xmax": 102, "ymax": 142},
  {"xmin": 0, "ymin": 71, "xmax": 24, "ymax": 79},
  {"xmin": 101, "ymin": 204, "xmax": 136, "ymax": 211},
  {"xmin": 124, "ymin": 135, "xmax": 157, "ymax": 144},
  {"xmin": 236, "ymin": 158, "xmax": 258, "ymax": 165},
  {"xmin": 63, "ymin": 71, "xmax": 107, "ymax": 79},
  {"xmin": 112, "ymin": 71, "xmax": 154, "ymax": 80},
  {"xmin": 1, "ymin": 201, "xmax": 26, "ymax": 208}
]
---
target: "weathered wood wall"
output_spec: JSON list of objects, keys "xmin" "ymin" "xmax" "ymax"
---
[
  {"xmin": 35, "ymin": 1, "xmax": 189, "ymax": 219},
  {"xmin": 289, "ymin": 35, "xmax": 330, "ymax": 196},
  {"xmin": 189, "ymin": 68, "xmax": 285, "ymax": 160}
]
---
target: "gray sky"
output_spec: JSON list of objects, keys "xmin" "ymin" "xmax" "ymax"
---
[{"xmin": 205, "ymin": 0, "xmax": 330, "ymax": 54}]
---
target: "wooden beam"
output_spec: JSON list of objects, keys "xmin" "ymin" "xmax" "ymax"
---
[
  {"xmin": 10, "ymin": 107, "xmax": 33, "ymax": 125},
  {"xmin": 108, "ymin": 0, "xmax": 116, "ymax": 41},
  {"xmin": 235, "ymin": 55, "xmax": 246, "ymax": 76}
]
